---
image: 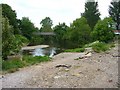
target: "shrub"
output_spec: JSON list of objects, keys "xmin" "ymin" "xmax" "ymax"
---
[
  {"xmin": 91, "ymin": 17, "xmax": 115, "ymax": 43},
  {"xmin": 92, "ymin": 42, "xmax": 109, "ymax": 53}
]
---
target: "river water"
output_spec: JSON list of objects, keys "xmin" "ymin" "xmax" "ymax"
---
[{"xmin": 23, "ymin": 47, "xmax": 62, "ymax": 57}]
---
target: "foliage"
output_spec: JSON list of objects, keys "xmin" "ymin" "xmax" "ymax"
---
[
  {"xmin": 23, "ymin": 55, "xmax": 50, "ymax": 65},
  {"xmin": 64, "ymin": 17, "xmax": 91, "ymax": 48},
  {"xmin": 2, "ymin": 17, "xmax": 29, "ymax": 59},
  {"xmin": 19, "ymin": 17, "xmax": 37, "ymax": 40},
  {"xmin": 2, "ymin": 4, "xmax": 20, "ymax": 34},
  {"xmin": 2, "ymin": 59, "xmax": 25, "ymax": 73},
  {"xmin": 53, "ymin": 23, "xmax": 69, "ymax": 48},
  {"xmin": 91, "ymin": 17, "xmax": 115, "ymax": 42},
  {"xmin": 11, "ymin": 35, "xmax": 29, "ymax": 53},
  {"xmin": 2, "ymin": 17, "xmax": 15, "ymax": 59},
  {"xmin": 39, "ymin": 17, "xmax": 53, "ymax": 45},
  {"xmin": 109, "ymin": 0, "xmax": 120, "ymax": 30},
  {"xmin": 30, "ymin": 35, "xmax": 44, "ymax": 45},
  {"xmin": 64, "ymin": 48, "xmax": 85, "ymax": 52},
  {"xmin": 2, "ymin": 56, "xmax": 50, "ymax": 73},
  {"xmin": 84, "ymin": 41, "xmax": 99, "ymax": 48},
  {"xmin": 92, "ymin": 42, "xmax": 110, "ymax": 53},
  {"xmin": 40, "ymin": 17, "xmax": 53, "ymax": 32},
  {"xmin": 81, "ymin": 0, "xmax": 101, "ymax": 30}
]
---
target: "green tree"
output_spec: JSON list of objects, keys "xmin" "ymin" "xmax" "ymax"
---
[
  {"xmin": 20, "ymin": 17, "xmax": 37, "ymax": 40},
  {"xmin": 2, "ymin": 17, "xmax": 14, "ymax": 59},
  {"xmin": 2, "ymin": 4, "xmax": 20, "ymax": 34},
  {"xmin": 109, "ymin": 0, "xmax": 120, "ymax": 30},
  {"xmin": 91, "ymin": 17, "xmax": 115, "ymax": 42},
  {"xmin": 40, "ymin": 17, "xmax": 53, "ymax": 32},
  {"xmin": 64, "ymin": 17, "xmax": 91, "ymax": 48},
  {"xmin": 81, "ymin": 0, "xmax": 101, "ymax": 30},
  {"xmin": 53, "ymin": 23, "xmax": 69, "ymax": 48},
  {"xmin": 2, "ymin": 17, "xmax": 29, "ymax": 60}
]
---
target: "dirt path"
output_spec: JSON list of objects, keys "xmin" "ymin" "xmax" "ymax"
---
[{"xmin": 1, "ymin": 44, "xmax": 119, "ymax": 88}]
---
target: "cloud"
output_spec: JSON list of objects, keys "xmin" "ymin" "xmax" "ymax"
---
[{"xmin": 1, "ymin": 0, "xmax": 112, "ymax": 28}]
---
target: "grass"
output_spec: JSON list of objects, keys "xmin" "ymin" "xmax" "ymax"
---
[
  {"xmin": 92, "ymin": 42, "xmax": 110, "ymax": 53},
  {"xmin": 64, "ymin": 48, "xmax": 85, "ymax": 52},
  {"xmin": 2, "ymin": 55, "xmax": 50, "ymax": 73}
]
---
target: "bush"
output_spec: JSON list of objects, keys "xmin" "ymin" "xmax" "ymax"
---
[
  {"xmin": 91, "ymin": 17, "xmax": 115, "ymax": 43},
  {"xmin": 64, "ymin": 48, "xmax": 85, "ymax": 52},
  {"xmin": 92, "ymin": 42, "xmax": 109, "ymax": 53}
]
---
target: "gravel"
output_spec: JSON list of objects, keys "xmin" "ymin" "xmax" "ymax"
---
[{"xmin": 1, "ymin": 44, "xmax": 118, "ymax": 88}]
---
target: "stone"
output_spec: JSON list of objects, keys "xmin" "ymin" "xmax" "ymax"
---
[
  {"xmin": 55, "ymin": 64, "xmax": 71, "ymax": 68},
  {"xmin": 54, "ymin": 76, "xmax": 61, "ymax": 79}
]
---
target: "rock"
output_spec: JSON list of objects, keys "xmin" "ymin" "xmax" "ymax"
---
[
  {"xmin": 79, "ymin": 56, "xmax": 84, "ymax": 59},
  {"xmin": 55, "ymin": 64, "xmax": 71, "ymax": 68},
  {"xmin": 79, "ymin": 71, "xmax": 83, "ymax": 74},
  {"xmin": 54, "ymin": 76, "xmax": 61, "ymax": 79},
  {"xmin": 99, "ymin": 55, "xmax": 102, "ymax": 58},
  {"xmin": 108, "ymin": 79, "xmax": 113, "ymax": 83},
  {"xmin": 65, "ymin": 69, "xmax": 69, "ymax": 72},
  {"xmin": 97, "ymin": 69, "xmax": 100, "ymax": 71},
  {"xmin": 85, "ymin": 52, "xmax": 92, "ymax": 57},
  {"xmin": 72, "ymin": 73, "xmax": 80, "ymax": 77}
]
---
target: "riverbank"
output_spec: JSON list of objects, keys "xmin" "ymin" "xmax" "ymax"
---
[
  {"xmin": 22, "ymin": 45, "xmax": 49, "ymax": 50},
  {"xmin": 1, "ymin": 43, "xmax": 118, "ymax": 88}
]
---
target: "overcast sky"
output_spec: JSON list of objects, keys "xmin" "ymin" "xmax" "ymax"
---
[{"xmin": 1, "ymin": 0, "xmax": 112, "ymax": 28}]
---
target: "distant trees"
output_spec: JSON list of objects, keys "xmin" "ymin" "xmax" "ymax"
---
[
  {"xmin": 19, "ymin": 17, "xmax": 37, "ymax": 40},
  {"xmin": 64, "ymin": 17, "xmax": 91, "ymax": 48},
  {"xmin": 53, "ymin": 23, "xmax": 69, "ymax": 48},
  {"xmin": 91, "ymin": 17, "xmax": 115, "ymax": 42},
  {"xmin": 109, "ymin": 0, "xmax": 120, "ymax": 30},
  {"xmin": 39, "ymin": 17, "xmax": 53, "ymax": 45},
  {"xmin": 81, "ymin": 0, "xmax": 101, "ymax": 30},
  {"xmin": 40, "ymin": 17, "xmax": 53, "ymax": 32}
]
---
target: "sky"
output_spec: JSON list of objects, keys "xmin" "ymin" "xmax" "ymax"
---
[{"xmin": 1, "ymin": 0, "xmax": 112, "ymax": 28}]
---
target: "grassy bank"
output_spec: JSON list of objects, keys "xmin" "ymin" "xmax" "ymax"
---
[
  {"xmin": 64, "ymin": 48, "xmax": 85, "ymax": 52},
  {"xmin": 2, "ymin": 55, "xmax": 50, "ymax": 73},
  {"xmin": 64, "ymin": 41, "xmax": 115, "ymax": 53},
  {"xmin": 92, "ymin": 42, "xmax": 115, "ymax": 53}
]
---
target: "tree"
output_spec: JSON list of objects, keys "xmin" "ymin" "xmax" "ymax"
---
[
  {"xmin": 91, "ymin": 17, "xmax": 115, "ymax": 42},
  {"xmin": 109, "ymin": 0, "xmax": 120, "ymax": 30},
  {"xmin": 2, "ymin": 17, "xmax": 29, "ymax": 60},
  {"xmin": 53, "ymin": 23, "xmax": 69, "ymax": 48},
  {"xmin": 64, "ymin": 17, "xmax": 91, "ymax": 48},
  {"xmin": 2, "ymin": 4, "xmax": 20, "ymax": 34},
  {"xmin": 81, "ymin": 0, "xmax": 101, "ymax": 30},
  {"xmin": 20, "ymin": 17, "xmax": 37, "ymax": 40},
  {"xmin": 40, "ymin": 17, "xmax": 53, "ymax": 32},
  {"xmin": 2, "ymin": 17, "xmax": 14, "ymax": 59}
]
